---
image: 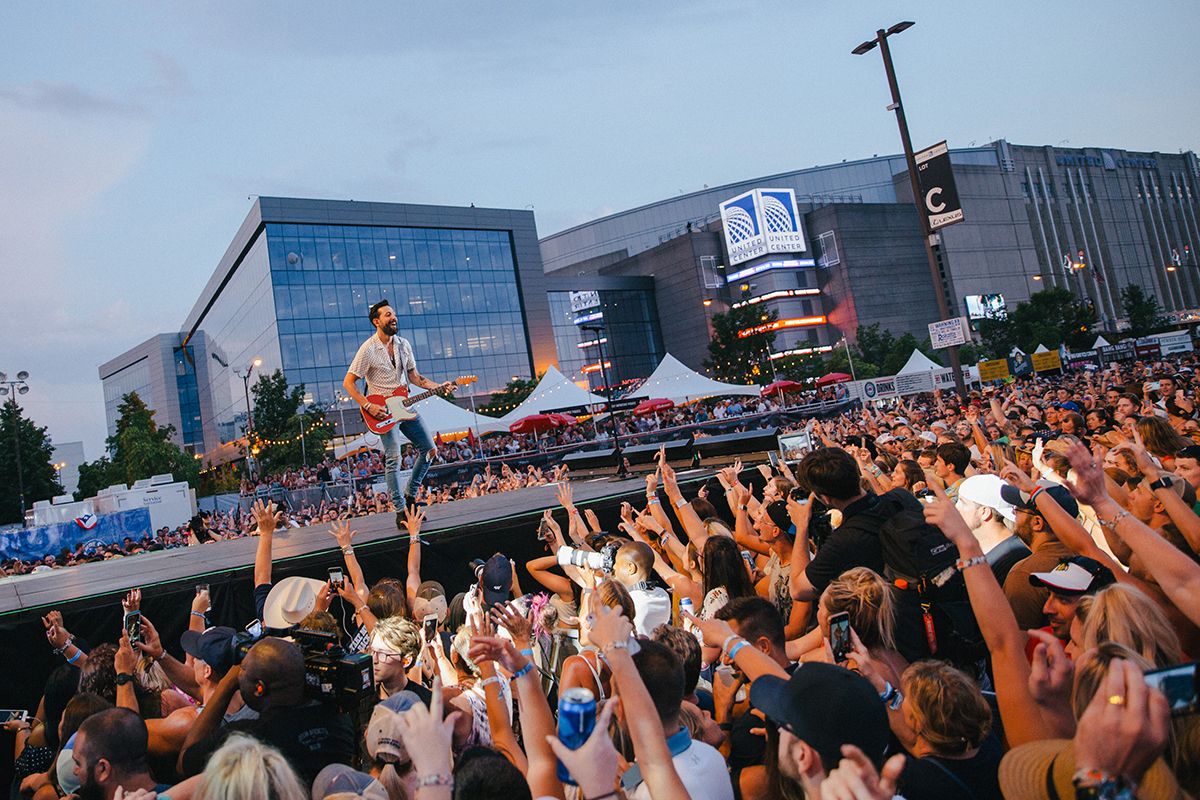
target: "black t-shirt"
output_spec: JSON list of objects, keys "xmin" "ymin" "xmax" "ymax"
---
[
  {"xmin": 897, "ymin": 732, "xmax": 1003, "ymax": 800},
  {"xmin": 985, "ymin": 536, "xmax": 1031, "ymax": 587},
  {"xmin": 804, "ymin": 494, "xmax": 887, "ymax": 596},
  {"xmin": 254, "ymin": 583, "xmax": 272, "ymax": 624},
  {"xmin": 181, "ymin": 701, "xmax": 356, "ymax": 785},
  {"xmin": 387, "ymin": 680, "xmax": 433, "ymax": 707}
]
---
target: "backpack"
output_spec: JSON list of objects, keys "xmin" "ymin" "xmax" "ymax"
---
[{"xmin": 850, "ymin": 490, "xmax": 986, "ymax": 671}]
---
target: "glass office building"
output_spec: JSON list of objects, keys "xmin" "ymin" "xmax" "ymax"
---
[{"xmin": 100, "ymin": 198, "xmax": 557, "ymax": 455}]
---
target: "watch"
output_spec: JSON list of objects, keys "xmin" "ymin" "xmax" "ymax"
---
[
  {"xmin": 1148, "ymin": 476, "xmax": 1172, "ymax": 492},
  {"xmin": 115, "ymin": 673, "xmax": 135, "ymax": 686}
]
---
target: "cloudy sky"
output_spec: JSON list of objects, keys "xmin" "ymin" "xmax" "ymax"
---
[{"xmin": 3, "ymin": 0, "xmax": 1196, "ymax": 459}]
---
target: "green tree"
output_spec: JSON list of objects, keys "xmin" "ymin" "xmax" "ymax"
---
[
  {"xmin": 853, "ymin": 324, "xmax": 896, "ymax": 373},
  {"xmin": 74, "ymin": 392, "xmax": 199, "ymax": 500},
  {"xmin": 977, "ymin": 288, "xmax": 1096, "ymax": 356},
  {"xmin": 1121, "ymin": 284, "xmax": 1167, "ymax": 338},
  {"xmin": 0, "ymin": 400, "xmax": 64, "ymax": 524},
  {"xmin": 704, "ymin": 305, "xmax": 778, "ymax": 384},
  {"xmin": 249, "ymin": 369, "xmax": 332, "ymax": 472},
  {"xmin": 482, "ymin": 373, "xmax": 542, "ymax": 416}
]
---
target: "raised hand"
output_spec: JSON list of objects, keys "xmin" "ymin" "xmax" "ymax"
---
[
  {"xmin": 787, "ymin": 493, "xmax": 813, "ymax": 534},
  {"xmin": 115, "ymin": 632, "xmax": 137, "ymax": 675},
  {"xmin": 329, "ymin": 519, "xmax": 357, "ymax": 548},
  {"xmin": 583, "ymin": 508, "xmax": 601, "ymax": 534},
  {"xmin": 556, "ymin": 481, "xmax": 576, "ymax": 513},
  {"xmin": 393, "ymin": 676, "xmax": 460, "ymax": 778},
  {"xmin": 1027, "ymin": 629, "xmax": 1074, "ymax": 707},
  {"xmin": 42, "ymin": 610, "xmax": 70, "ymax": 650},
  {"xmin": 821, "ymin": 744, "xmax": 906, "ymax": 800},
  {"xmin": 586, "ymin": 603, "xmax": 634, "ymax": 654},
  {"xmin": 122, "ymin": 588, "xmax": 142, "ymax": 613},
  {"xmin": 251, "ymin": 499, "xmax": 284, "ymax": 535},
  {"xmin": 1073, "ymin": 659, "xmax": 1170, "ymax": 784},
  {"xmin": 134, "ymin": 616, "xmax": 164, "ymax": 662},
  {"xmin": 491, "ymin": 600, "xmax": 533, "ymax": 646},
  {"xmin": 681, "ymin": 610, "xmax": 736, "ymax": 650},
  {"xmin": 1060, "ymin": 442, "xmax": 1110, "ymax": 508},
  {"xmin": 999, "ymin": 462, "xmax": 1038, "ymax": 495},
  {"xmin": 921, "ymin": 487, "xmax": 973, "ymax": 547},
  {"xmin": 192, "ymin": 587, "xmax": 211, "ymax": 615},
  {"xmin": 403, "ymin": 505, "xmax": 424, "ymax": 540}
]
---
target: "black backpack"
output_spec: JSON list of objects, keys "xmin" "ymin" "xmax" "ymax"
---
[{"xmin": 853, "ymin": 490, "xmax": 986, "ymax": 670}]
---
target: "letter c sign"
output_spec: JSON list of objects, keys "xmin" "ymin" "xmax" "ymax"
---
[{"xmin": 925, "ymin": 187, "xmax": 945, "ymax": 213}]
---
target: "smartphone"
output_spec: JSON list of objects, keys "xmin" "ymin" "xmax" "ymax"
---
[
  {"xmin": 829, "ymin": 611, "xmax": 852, "ymax": 664},
  {"xmin": 741, "ymin": 549, "xmax": 756, "ymax": 573},
  {"xmin": 1145, "ymin": 662, "xmax": 1198, "ymax": 716},
  {"xmin": 915, "ymin": 489, "xmax": 936, "ymax": 504},
  {"xmin": 328, "ymin": 567, "xmax": 344, "ymax": 589},
  {"xmin": 124, "ymin": 611, "xmax": 143, "ymax": 645},
  {"xmin": 0, "ymin": 710, "xmax": 28, "ymax": 723},
  {"xmin": 423, "ymin": 613, "xmax": 438, "ymax": 642},
  {"xmin": 537, "ymin": 517, "xmax": 552, "ymax": 541},
  {"xmin": 768, "ymin": 451, "xmax": 779, "ymax": 469},
  {"xmin": 196, "ymin": 584, "xmax": 209, "ymax": 595},
  {"xmin": 245, "ymin": 619, "xmax": 264, "ymax": 639}
]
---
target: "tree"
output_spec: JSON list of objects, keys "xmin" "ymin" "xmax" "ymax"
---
[
  {"xmin": 482, "ymin": 373, "xmax": 542, "ymax": 416},
  {"xmin": 0, "ymin": 400, "xmax": 64, "ymax": 524},
  {"xmin": 250, "ymin": 369, "xmax": 332, "ymax": 472},
  {"xmin": 704, "ymin": 306, "xmax": 778, "ymax": 384},
  {"xmin": 74, "ymin": 392, "xmax": 199, "ymax": 500},
  {"xmin": 1121, "ymin": 284, "xmax": 1167, "ymax": 338},
  {"xmin": 853, "ymin": 324, "xmax": 896, "ymax": 373},
  {"xmin": 977, "ymin": 288, "xmax": 1096, "ymax": 356}
]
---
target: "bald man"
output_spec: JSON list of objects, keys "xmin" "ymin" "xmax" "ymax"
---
[
  {"xmin": 614, "ymin": 541, "xmax": 671, "ymax": 635},
  {"xmin": 179, "ymin": 637, "xmax": 355, "ymax": 784}
]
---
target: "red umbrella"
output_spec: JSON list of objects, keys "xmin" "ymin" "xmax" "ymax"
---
[
  {"xmin": 760, "ymin": 380, "xmax": 805, "ymax": 397},
  {"xmin": 508, "ymin": 413, "xmax": 576, "ymax": 435},
  {"xmin": 633, "ymin": 398, "xmax": 675, "ymax": 416},
  {"xmin": 815, "ymin": 372, "xmax": 853, "ymax": 387}
]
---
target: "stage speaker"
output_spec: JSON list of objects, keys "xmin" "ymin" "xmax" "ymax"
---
[
  {"xmin": 622, "ymin": 438, "xmax": 693, "ymax": 467},
  {"xmin": 694, "ymin": 427, "xmax": 779, "ymax": 465},
  {"xmin": 562, "ymin": 448, "xmax": 618, "ymax": 472}
]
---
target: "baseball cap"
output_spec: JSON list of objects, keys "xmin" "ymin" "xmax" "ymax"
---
[
  {"xmin": 364, "ymin": 690, "xmax": 424, "ymax": 764},
  {"xmin": 481, "ymin": 554, "xmax": 512, "ymax": 608},
  {"xmin": 262, "ymin": 576, "xmax": 326, "ymax": 630},
  {"xmin": 917, "ymin": 431, "xmax": 938, "ymax": 444},
  {"xmin": 179, "ymin": 626, "xmax": 237, "ymax": 675},
  {"xmin": 1055, "ymin": 401, "xmax": 1082, "ymax": 413},
  {"xmin": 311, "ymin": 763, "xmax": 388, "ymax": 800},
  {"xmin": 956, "ymin": 474, "xmax": 1016, "ymax": 522},
  {"xmin": 412, "ymin": 594, "xmax": 448, "ymax": 624},
  {"xmin": 875, "ymin": 433, "xmax": 894, "ymax": 445},
  {"xmin": 1029, "ymin": 556, "xmax": 1116, "ymax": 596},
  {"xmin": 749, "ymin": 663, "xmax": 889, "ymax": 771},
  {"xmin": 764, "ymin": 500, "xmax": 794, "ymax": 538},
  {"xmin": 999, "ymin": 482, "xmax": 1079, "ymax": 518}
]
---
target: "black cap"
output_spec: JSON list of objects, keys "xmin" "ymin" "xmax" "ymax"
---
[
  {"xmin": 764, "ymin": 500, "xmax": 794, "ymax": 538},
  {"xmin": 180, "ymin": 626, "xmax": 237, "ymax": 676},
  {"xmin": 750, "ymin": 663, "xmax": 889, "ymax": 770},
  {"xmin": 481, "ymin": 554, "xmax": 512, "ymax": 608},
  {"xmin": 999, "ymin": 482, "xmax": 1079, "ymax": 518}
]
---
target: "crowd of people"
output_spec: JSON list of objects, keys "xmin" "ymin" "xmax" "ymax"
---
[{"xmin": 7, "ymin": 353, "xmax": 1200, "ymax": 799}]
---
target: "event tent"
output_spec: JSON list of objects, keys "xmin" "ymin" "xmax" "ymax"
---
[
  {"xmin": 629, "ymin": 354, "xmax": 761, "ymax": 403},
  {"xmin": 479, "ymin": 366, "xmax": 607, "ymax": 432},
  {"xmin": 896, "ymin": 349, "xmax": 942, "ymax": 374}
]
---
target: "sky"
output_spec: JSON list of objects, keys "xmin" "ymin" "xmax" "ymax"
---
[{"xmin": 2, "ymin": 0, "xmax": 1197, "ymax": 460}]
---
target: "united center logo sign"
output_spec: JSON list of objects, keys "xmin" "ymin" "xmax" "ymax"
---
[{"xmin": 720, "ymin": 188, "xmax": 807, "ymax": 266}]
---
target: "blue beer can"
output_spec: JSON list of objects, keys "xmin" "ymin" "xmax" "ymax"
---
[{"xmin": 556, "ymin": 687, "xmax": 597, "ymax": 784}]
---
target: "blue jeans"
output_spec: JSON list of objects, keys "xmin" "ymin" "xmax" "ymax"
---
[{"xmin": 382, "ymin": 415, "xmax": 435, "ymax": 500}]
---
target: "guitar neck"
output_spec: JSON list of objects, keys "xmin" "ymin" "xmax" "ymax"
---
[{"xmin": 402, "ymin": 386, "xmax": 443, "ymax": 406}]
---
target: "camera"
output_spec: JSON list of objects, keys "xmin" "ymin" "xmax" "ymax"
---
[
  {"xmin": 556, "ymin": 543, "xmax": 619, "ymax": 573},
  {"xmin": 231, "ymin": 624, "xmax": 374, "ymax": 714}
]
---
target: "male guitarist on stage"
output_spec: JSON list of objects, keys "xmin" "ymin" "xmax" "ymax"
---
[{"xmin": 344, "ymin": 299, "xmax": 455, "ymax": 525}]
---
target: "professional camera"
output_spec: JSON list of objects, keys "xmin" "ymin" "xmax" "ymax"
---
[
  {"xmin": 556, "ymin": 543, "xmax": 619, "ymax": 573},
  {"xmin": 291, "ymin": 628, "xmax": 375, "ymax": 714}
]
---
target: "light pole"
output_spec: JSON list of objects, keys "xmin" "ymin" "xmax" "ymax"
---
[
  {"xmin": 581, "ymin": 324, "xmax": 627, "ymax": 477},
  {"xmin": 853, "ymin": 21, "xmax": 967, "ymax": 398},
  {"xmin": 840, "ymin": 337, "xmax": 859, "ymax": 383},
  {"xmin": 335, "ymin": 395, "xmax": 357, "ymax": 495},
  {"xmin": 0, "ymin": 371, "xmax": 30, "ymax": 525},
  {"xmin": 234, "ymin": 358, "xmax": 263, "ymax": 478}
]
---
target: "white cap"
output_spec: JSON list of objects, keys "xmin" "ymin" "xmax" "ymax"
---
[{"xmin": 956, "ymin": 474, "xmax": 1017, "ymax": 522}]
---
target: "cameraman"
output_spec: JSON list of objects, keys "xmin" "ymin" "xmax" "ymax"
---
[
  {"xmin": 613, "ymin": 541, "xmax": 672, "ymax": 635},
  {"xmin": 177, "ymin": 637, "xmax": 355, "ymax": 785}
]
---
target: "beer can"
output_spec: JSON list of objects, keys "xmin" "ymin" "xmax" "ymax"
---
[{"xmin": 556, "ymin": 687, "xmax": 597, "ymax": 784}]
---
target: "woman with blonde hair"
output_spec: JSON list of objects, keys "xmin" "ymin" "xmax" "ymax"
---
[
  {"xmin": 1076, "ymin": 583, "xmax": 1185, "ymax": 668},
  {"xmin": 195, "ymin": 733, "xmax": 307, "ymax": 800},
  {"xmin": 558, "ymin": 578, "xmax": 635, "ymax": 702}
]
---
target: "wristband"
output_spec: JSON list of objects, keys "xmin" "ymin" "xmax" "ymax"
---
[
  {"xmin": 479, "ymin": 675, "xmax": 504, "ymax": 689},
  {"xmin": 727, "ymin": 640, "xmax": 750, "ymax": 661},
  {"xmin": 599, "ymin": 639, "xmax": 630, "ymax": 661},
  {"xmin": 415, "ymin": 773, "xmax": 454, "ymax": 789},
  {"xmin": 647, "ymin": 496, "xmax": 660, "ymax": 505},
  {"xmin": 115, "ymin": 672, "xmax": 134, "ymax": 686},
  {"xmin": 341, "ymin": 546, "xmax": 355, "ymax": 555},
  {"xmin": 511, "ymin": 661, "xmax": 535, "ymax": 680},
  {"xmin": 721, "ymin": 633, "xmax": 740, "ymax": 654},
  {"xmin": 51, "ymin": 638, "xmax": 73, "ymax": 656},
  {"xmin": 66, "ymin": 649, "xmax": 82, "ymax": 665},
  {"xmin": 955, "ymin": 555, "xmax": 987, "ymax": 571},
  {"xmin": 1028, "ymin": 485, "xmax": 1045, "ymax": 505},
  {"xmin": 673, "ymin": 497, "xmax": 688, "ymax": 509},
  {"xmin": 1097, "ymin": 509, "xmax": 1131, "ymax": 531},
  {"xmin": 519, "ymin": 648, "xmax": 534, "ymax": 657},
  {"xmin": 191, "ymin": 611, "xmax": 207, "ymax": 620},
  {"xmin": 1148, "ymin": 476, "xmax": 1172, "ymax": 492}
]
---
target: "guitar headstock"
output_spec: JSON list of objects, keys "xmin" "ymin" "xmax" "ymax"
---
[{"xmin": 454, "ymin": 375, "xmax": 478, "ymax": 387}]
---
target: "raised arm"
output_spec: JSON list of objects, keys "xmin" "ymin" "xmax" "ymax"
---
[
  {"xmin": 251, "ymin": 499, "xmax": 283, "ymax": 589},
  {"xmin": 329, "ymin": 520, "xmax": 368, "ymax": 603},
  {"xmin": 402, "ymin": 507, "xmax": 425, "ymax": 609},
  {"xmin": 660, "ymin": 455, "xmax": 708, "ymax": 545}
]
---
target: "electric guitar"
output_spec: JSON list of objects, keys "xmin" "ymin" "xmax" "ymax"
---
[{"xmin": 360, "ymin": 376, "xmax": 477, "ymax": 435}]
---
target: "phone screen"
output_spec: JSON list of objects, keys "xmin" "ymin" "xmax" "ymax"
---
[
  {"xmin": 328, "ymin": 568, "xmax": 344, "ymax": 589},
  {"xmin": 124, "ymin": 611, "xmax": 142, "ymax": 645},
  {"xmin": 1145, "ymin": 662, "xmax": 1198, "ymax": 716},
  {"xmin": 423, "ymin": 614, "xmax": 438, "ymax": 642},
  {"xmin": 245, "ymin": 619, "xmax": 264, "ymax": 639},
  {"xmin": 829, "ymin": 612, "xmax": 852, "ymax": 664}
]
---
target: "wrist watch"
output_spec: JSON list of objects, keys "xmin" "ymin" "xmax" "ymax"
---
[
  {"xmin": 1148, "ymin": 476, "xmax": 1172, "ymax": 492},
  {"xmin": 115, "ymin": 673, "xmax": 135, "ymax": 686}
]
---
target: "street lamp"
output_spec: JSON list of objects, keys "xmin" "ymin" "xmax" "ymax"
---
[
  {"xmin": 581, "ymin": 324, "xmax": 627, "ymax": 477},
  {"xmin": 233, "ymin": 358, "xmax": 263, "ymax": 478},
  {"xmin": 853, "ymin": 21, "xmax": 967, "ymax": 398},
  {"xmin": 0, "ymin": 370, "xmax": 31, "ymax": 525}
]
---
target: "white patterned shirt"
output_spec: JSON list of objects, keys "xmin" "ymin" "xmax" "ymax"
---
[{"xmin": 347, "ymin": 335, "xmax": 417, "ymax": 396}]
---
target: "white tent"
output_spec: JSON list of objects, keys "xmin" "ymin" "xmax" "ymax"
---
[
  {"xmin": 478, "ymin": 366, "xmax": 607, "ymax": 432},
  {"xmin": 897, "ymin": 349, "xmax": 942, "ymax": 374},
  {"xmin": 1034, "ymin": 343, "xmax": 1051, "ymax": 353},
  {"xmin": 333, "ymin": 431, "xmax": 381, "ymax": 458},
  {"xmin": 629, "ymin": 354, "xmax": 761, "ymax": 403},
  {"xmin": 1092, "ymin": 335, "xmax": 1112, "ymax": 349}
]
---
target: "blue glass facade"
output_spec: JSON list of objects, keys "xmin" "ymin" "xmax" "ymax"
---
[
  {"xmin": 172, "ymin": 345, "xmax": 204, "ymax": 451},
  {"xmin": 548, "ymin": 288, "xmax": 664, "ymax": 392}
]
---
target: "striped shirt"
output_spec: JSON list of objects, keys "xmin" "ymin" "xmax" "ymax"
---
[{"xmin": 347, "ymin": 334, "xmax": 417, "ymax": 395}]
